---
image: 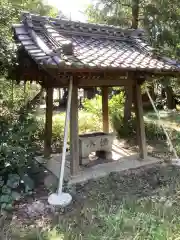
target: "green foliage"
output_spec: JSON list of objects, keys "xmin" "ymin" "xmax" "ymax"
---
[
  {"xmin": 0, "ymin": 81, "xmax": 41, "ymax": 211},
  {"xmin": 9, "ymin": 165, "xmax": 180, "ymax": 239},
  {"xmin": 143, "ymin": 0, "xmax": 180, "ymax": 57},
  {"xmin": 83, "ymin": 92, "xmax": 125, "ymax": 118},
  {"xmin": 13, "ymin": 0, "xmax": 58, "ymax": 17},
  {"xmin": 109, "ymin": 91, "xmax": 125, "ymax": 115},
  {"xmin": 6, "ymin": 173, "xmax": 20, "ymax": 189},
  {"xmin": 0, "ymin": 0, "xmax": 58, "ymax": 74},
  {"xmin": 112, "ymin": 112, "xmax": 166, "ymax": 140},
  {"xmin": 1, "ymin": 81, "xmax": 41, "ymax": 110},
  {"xmin": 0, "ymin": 111, "xmax": 42, "ymax": 170},
  {"xmin": 21, "ymin": 173, "xmax": 34, "ymax": 193},
  {"xmin": 83, "ymin": 95, "xmax": 102, "ymax": 117},
  {"xmin": 112, "ymin": 112, "xmax": 136, "ymax": 138},
  {"xmin": 0, "ymin": 172, "xmax": 34, "ymax": 211},
  {"xmin": 50, "ymin": 111, "xmax": 102, "ymax": 151},
  {"xmin": 86, "ymin": 0, "xmax": 180, "ymax": 59},
  {"xmin": 78, "ymin": 111, "xmax": 102, "ymax": 133},
  {"xmin": 86, "ymin": 1, "xmax": 132, "ymax": 27},
  {"xmin": 0, "ymin": 0, "xmax": 17, "ymax": 74},
  {"xmin": 52, "ymin": 115, "xmax": 65, "ymax": 149}
]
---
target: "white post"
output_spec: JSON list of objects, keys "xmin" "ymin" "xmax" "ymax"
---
[
  {"xmin": 48, "ymin": 77, "xmax": 73, "ymax": 206},
  {"xmin": 58, "ymin": 77, "xmax": 73, "ymax": 194}
]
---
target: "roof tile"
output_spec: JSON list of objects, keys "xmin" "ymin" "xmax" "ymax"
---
[{"xmin": 12, "ymin": 12, "xmax": 180, "ymax": 73}]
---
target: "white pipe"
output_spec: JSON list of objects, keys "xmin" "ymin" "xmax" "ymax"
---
[
  {"xmin": 145, "ymin": 86, "xmax": 178, "ymax": 159},
  {"xmin": 57, "ymin": 77, "xmax": 73, "ymax": 194}
]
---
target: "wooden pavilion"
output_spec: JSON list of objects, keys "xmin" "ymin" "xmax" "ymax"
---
[{"xmin": 11, "ymin": 12, "xmax": 180, "ymax": 176}]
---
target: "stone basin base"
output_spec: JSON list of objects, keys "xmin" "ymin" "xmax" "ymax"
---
[{"xmin": 79, "ymin": 132, "xmax": 114, "ymax": 165}]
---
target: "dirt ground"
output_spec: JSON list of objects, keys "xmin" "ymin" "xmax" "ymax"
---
[
  {"xmin": 9, "ymin": 162, "xmax": 177, "ymax": 224},
  {"xmin": 1, "ymin": 139, "xmax": 177, "ymax": 239}
]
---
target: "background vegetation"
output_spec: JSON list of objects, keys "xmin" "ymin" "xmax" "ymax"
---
[{"xmin": 1, "ymin": 0, "xmax": 180, "ymax": 238}]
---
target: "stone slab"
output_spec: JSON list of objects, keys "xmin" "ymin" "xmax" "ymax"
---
[
  {"xmin": 35, "ymin": 152, "xmax": 163, "ymax": 186},
  {"xmin": 36, "ymin": 153, "xmax": 71, "ymax": 181},
  {"xmin": 68, "ymin": 155, "xmax": 163, "ymax": 185}
]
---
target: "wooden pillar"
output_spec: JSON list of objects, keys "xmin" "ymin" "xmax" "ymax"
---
[
  {"xmin": 124, "ymin": 85, "xmax": 133, "ymax": 123},
  {"xmin": 58, "ymin": 88, "xmax": 61, "ymax": 107},
  {"xmin": 134, "ymin": 81, "xmax": 147, "ymax": 159},
  {"xmin": 44, "ymin": 87, "xmax": 53, "ymax": 158},
  {"xmin": 102, "ymin": 87, "xmax": 109, "ymax": 133},
  {"xmin": 70, "ymin": 81, "xmax": 79, "ymax": 175}
]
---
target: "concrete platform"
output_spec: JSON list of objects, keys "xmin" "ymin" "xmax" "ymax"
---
[
  {"xmin": 69, "ymin": 155, "xmax": 162, "ymax": 185},
  {"xmin": 36, "ymin": 141, "xmax": 163, "ymax": 185}
]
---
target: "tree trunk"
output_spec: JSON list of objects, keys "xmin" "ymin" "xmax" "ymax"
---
[
  {"xmin": 132, "ymin": 0, "xmax": 140, "ymax": 28},
  {"xmin": 84, "ymin": 87, "xmax": 96, "ymax": 99},
  {"xmin": 124, "ymin": 85, "xmax": 133, "ymax": 123},
  {"xmin": 123, "ymin": 0, "xmax": 140, "ymax": 122},
  {"xmin": 18, "ymin": 88, "xmax": 44, "ymax": 114},
  {"xmin": 165, "ymin": 86, "xmax": 176, "ymax": 109},
  {"xmin": 161, "ymin": 88, "xmax": 166, "ymax": 98},
  {"xmin": 58, "ymin": 88, "xmax": 61, "ymax": 107},
  {"xmin": 149, "ymin": 85, "xmax": 156, "ymax": 100}
]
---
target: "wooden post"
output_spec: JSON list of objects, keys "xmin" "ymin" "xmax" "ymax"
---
[
  {"xmin": 124, "ymin": 85, "xmax": 133, "ymax": 123},
  {"xmin": 70, "ymin": 81, "xmax": 79, "ymax": 175},
  {"xmin": 44, "ymin": 87, "xmax": 53, "ymax": 158},
  {"xmin": 102, "ymin": 87, "xmax": 109, "ymax": 133},
  {"xmin": 58, "ymin": 88, "xmax": 61, "ymax": 107},
  {"xmin": 134, "ymin": 81, "xmax": 147, "ymax": 159}
]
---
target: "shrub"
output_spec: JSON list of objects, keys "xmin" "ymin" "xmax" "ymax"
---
[
  {"xmin": 112, "ymin": 112, "xmax": 166, "ymax": 141},
  {"xmin": 0, "ymin": 173, "xmax": 34, "ymax": 211},
  {"xmin": 83, "ymin": 92, "xmax": 124, "ymax": 120},
  {"xmin": 112, "ymin": 112, "xmax": 136, "ymax": 138},
  {"xmin": 83, "ymin": 95, "xmax": 102, "ymax": 117},
  {"xmin": 52, "ymin": 114, "xmax": 65, "ymax": 151},
  {"xmin": 0, "ymin": 78, "xmax": 41, "ymax": 111},
  {"xmin": 50, "ymin": 111, "xmax": 102, "ymax": 148},
  {"xmin": 79, "ymin": 111, "xmax": 102, "ymax": 133},
  {"xmin": 0, "ymin": 79, "xmax": 43, "ymax": 211},
  {"xmin": 109, "ymin": 91, "xmax": 124, "ymax": 116},
  {"xmin": 0, "ymin": 108, "xmax": 42, "ymax": 211}
]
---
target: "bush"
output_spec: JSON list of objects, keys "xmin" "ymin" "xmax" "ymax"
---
[
  {"xmin": 79, "ymin": 111, "xmax": 102, "ymax": 133},
  {"xmin": 0, "ymin": 78, "xmax": 41, "ymax": 111},
  {"xmin": 83, "ymin": 95, "xmax": 102, "ymax": 117},
  {"xmin": 112, "ymin": 112, "xmax": 167, "ymax": 141},
  {"xmin": 109, "ymin": 91, "xmax": 124, "ymax": 116},
  {"xmin": 0, "ymin": 79, "xmax": 43, "ymax": 211},
  {"xmin": 0, "ymin": 106, "xmax": 42, "ymax": 211},
  {"xmin": 50, "ymin": 111, "xmax": 102, "ymax": 149},
  {"xmin": 52, "ymin": 114, "xmax": 65, "ymax": 151},
  {"xmin": 112, "ymin": 112, "xmax": 136, "ymax": 138},
  {"xmin": 83, "ymin": 91, "xmax": 124, "ymax": 121}
]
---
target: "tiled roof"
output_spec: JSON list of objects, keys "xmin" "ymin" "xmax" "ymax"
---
[{"xmin": 12, "ymin": 12, "xmax": 180, "ymax": 73}]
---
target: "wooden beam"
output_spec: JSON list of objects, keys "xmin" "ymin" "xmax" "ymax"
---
[
  {"xmin": 44, "ymin": 87, "xmax": 53, "ymax": 158},
  {"xmin": 42, "ymin": 78, "xmax": 133, "ymax": 88},
  {"xmin": 70, "ymin": 80, "xmax": 79, "ymax": 175},
  {"xmin": 134, "ymin": 81, "xmax": 147, "ymax": 159},
  {"xmin": 102, "ymin": 87, "xmax": 109, "ymax": 133},
  {"xmin": 78, "ymin": 78, "xmax": 133, "ymax": 87}
]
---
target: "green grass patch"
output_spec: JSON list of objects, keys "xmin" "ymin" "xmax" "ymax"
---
[{"xmin": 8, "ymin": 165, "xmax": 180, "ymax": 239}]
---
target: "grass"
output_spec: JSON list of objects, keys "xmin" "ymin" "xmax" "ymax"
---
[
  {"xmin": 143, "ymin": 110, "xmax": 180, "ymax": 156},
  {"xmin": 6, "ymin": 164, "xmax": 180, "ymax": 239},
  {"xmin": 144, "ymin": 110, "xmax": 180, "ymax": 131},
  {"xmin": 9, "ymin": 106, "xmax": 180, "ymax": 239}
]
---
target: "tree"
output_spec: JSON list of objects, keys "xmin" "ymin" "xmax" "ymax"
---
[
  {"xmin": 86, "ymin": 0, "xmax": 180, "ymax": 110},
  {"xmin": 0, "ymin": 0, "xmax": 58, "ymax": 75},
  {"xmin": 86, "ymin": 0, "xmax": 140, "ymax": 121}
]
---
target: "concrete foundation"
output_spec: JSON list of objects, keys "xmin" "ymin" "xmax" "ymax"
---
[{"xmin": 36, "ymin": 140, "xmax": 163, "ymax": 185}]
